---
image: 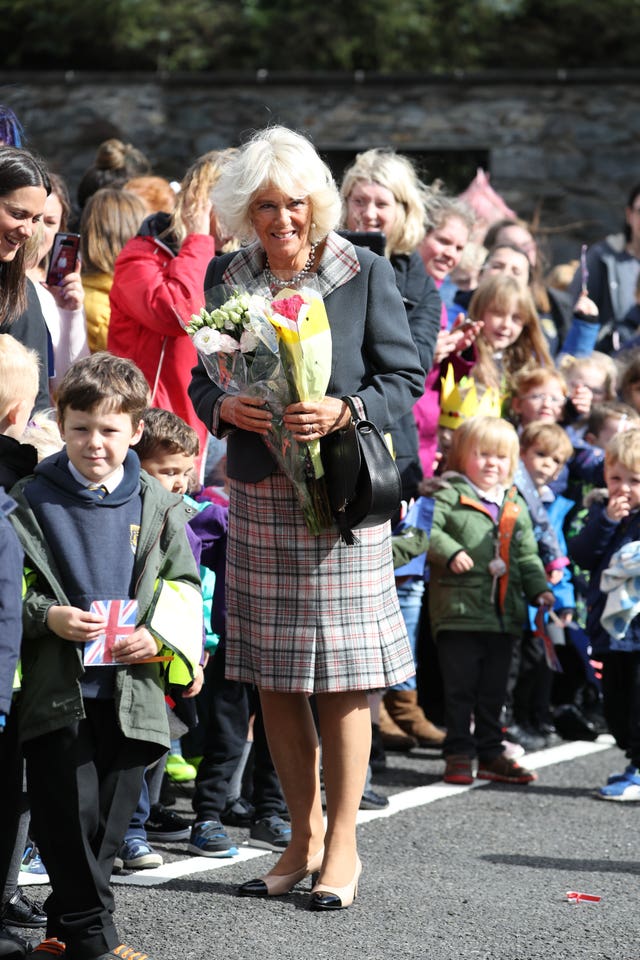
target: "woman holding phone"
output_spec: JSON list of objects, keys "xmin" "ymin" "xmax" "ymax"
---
[{"xmin": 25, "ymin": 172, "xmax": 89, "ymax": 398}]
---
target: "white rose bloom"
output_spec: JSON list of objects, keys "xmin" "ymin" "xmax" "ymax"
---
[{"xmin": 193, "ymin": 327, "xmax": 222, "ymax": 355}]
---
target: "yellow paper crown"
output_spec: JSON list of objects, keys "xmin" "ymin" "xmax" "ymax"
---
[{"xmin": 438, "ymin": 364, "xmax": 501, "ymax": 430}]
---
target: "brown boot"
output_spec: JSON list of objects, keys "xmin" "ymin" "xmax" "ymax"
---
[
  {"xmin": 378, "ymin": 699, "xmax": 417, "ymax": 751},
  {"xmin": 384, "ymin": 690, "xmax": 446, "ymax": 747}
]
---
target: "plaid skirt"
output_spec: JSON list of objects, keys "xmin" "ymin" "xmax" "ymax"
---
[{"xmin": 225, "ymin": 472, "xmax": 415, "ymax": 693}]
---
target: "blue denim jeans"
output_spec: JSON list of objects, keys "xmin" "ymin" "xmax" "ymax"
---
[{"xmin": 390, "ymin": 577, "xmax": 424, "ymax": 691}]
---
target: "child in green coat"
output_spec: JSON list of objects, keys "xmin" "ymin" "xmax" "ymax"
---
[{"xmin": 428, "ymin": 416, "xmax": 553, "ymax": 786}]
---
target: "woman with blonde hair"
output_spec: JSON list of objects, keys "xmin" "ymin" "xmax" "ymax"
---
[
  {"xmin": 80, "ymin": 187, "xmax": 147, "ymax": 352},
  {"xmin": 340, "ymin": 149, "xmax": 444, "ymax": 756},
  {"xmin": 412, "ymin": 190, "xmax": 477, "ymax": 477},
  {"xmin": 340, "ymin": 148, "xmax": 441, "ymax": 500},
  {"xmin": 108, "ymin": 150, "xmax": 233, "ymax": 471},
  {"xmin": 341, "ymin": 147, "xmax": 428, "ymax": 256}
]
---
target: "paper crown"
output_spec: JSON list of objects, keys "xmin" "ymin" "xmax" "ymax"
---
[{"xmin": 438, "ymin": 364, "xmax": 501, "ymax": 429}]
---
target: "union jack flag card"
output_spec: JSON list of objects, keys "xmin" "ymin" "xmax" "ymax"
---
[{"xmin": 84, "ymin": 599, "xmax": 138, "ymax": 666}]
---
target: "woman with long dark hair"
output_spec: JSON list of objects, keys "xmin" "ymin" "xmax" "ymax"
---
[
  {"xmin": 0, "ymin": 144, "xmax": 49, "ymax": 960},
  {"xmin": 0, "ymin": 146, "xmax": 51, "ymax": 410}
]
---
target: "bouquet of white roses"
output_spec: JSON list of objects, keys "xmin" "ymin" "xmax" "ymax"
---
[{"xmin": 183, "ymin": 284, "xmax": 333, "ymax": 535}]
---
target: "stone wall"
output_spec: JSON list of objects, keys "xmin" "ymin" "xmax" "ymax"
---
[{"xmin": 2, "ymin": 70, "xmax": 640, "ymax": 264}]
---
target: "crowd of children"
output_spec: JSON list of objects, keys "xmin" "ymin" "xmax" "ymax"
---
[{"xmin": 4, "ymin": 123, "xmax": 640, "ymax": 958}]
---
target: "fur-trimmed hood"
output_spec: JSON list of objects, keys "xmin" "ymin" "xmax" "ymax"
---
[{"xmin": 583, "ymin": 487, "xmax": 609, "ymax": 509}]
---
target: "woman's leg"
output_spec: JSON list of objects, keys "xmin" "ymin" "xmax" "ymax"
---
[
  {"xmin": 257, "ymin": 690, "xmax": 325, "ymax": 874},
  {"xmin": 315, "ymin": 690, "xmax": 370, "ymax": 887}
]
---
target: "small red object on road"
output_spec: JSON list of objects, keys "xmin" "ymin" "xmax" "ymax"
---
[{"xmin": 566, "ymin": 891, "xmax": 601, "ymax": 903}]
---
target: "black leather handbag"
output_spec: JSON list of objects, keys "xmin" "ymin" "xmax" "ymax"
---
[{"xmin": 320, "ymin": 396, "xmax": 401, "ymax": 545}]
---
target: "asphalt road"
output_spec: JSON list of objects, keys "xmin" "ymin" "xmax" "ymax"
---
[{"xmin": 16, "ymin": 736, "xmax": 640, "ymax": 960}]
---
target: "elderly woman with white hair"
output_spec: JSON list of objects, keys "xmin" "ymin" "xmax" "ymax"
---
[{"xmin": 189, "ymin": 126, "xmax": 423, "ymax": 911}]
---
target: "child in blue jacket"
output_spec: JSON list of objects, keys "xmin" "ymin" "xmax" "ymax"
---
[
  {"xmin": 568, "ymin": 428, "xmax": 640, "ymax": 799},
  {"xmin": 509, "ymin": 421, "xmax": 575, "ymax": 747}
]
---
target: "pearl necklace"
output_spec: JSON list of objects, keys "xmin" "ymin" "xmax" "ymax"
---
[{"xmin": 264, "ymin": 241, "xmax": 319, "ymax": 290}]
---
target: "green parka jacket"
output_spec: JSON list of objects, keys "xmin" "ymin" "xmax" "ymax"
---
[
  {"xmin": 427, "ymin": 475, "xmax": 549, "ymax": 638},
  {"xmin": 9, "ymin": 471, "xmax": 201, "ymax": 748}
]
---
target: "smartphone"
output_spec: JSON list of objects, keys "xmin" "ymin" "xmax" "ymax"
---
[
  {"xmin": 46, "ymin": 232, "xmax": 80, "ymax": 286},
  {"xmin": 453, "ymin": 317, "xmax": 475, "ymax": 332},
  {"xmin": 337, "ymin": 230, "xmax": 386, "ymax": 256}
]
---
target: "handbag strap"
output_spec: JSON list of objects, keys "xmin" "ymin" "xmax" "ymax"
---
[{"xmin": 341, "ymin": 395, "xmax": 362, "ymax": 424}]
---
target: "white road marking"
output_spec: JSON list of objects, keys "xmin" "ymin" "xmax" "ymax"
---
[{"xmin": 110, "ymin": 735, "xmax": 616, "ymax": 887}]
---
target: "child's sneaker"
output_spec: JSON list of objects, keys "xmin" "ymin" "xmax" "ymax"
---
[
  {"xmin": 188, "ymin": 819, "xmax": 238, "ymax": 858},
  {"xmin": 598, "ymin": 764, "xmax": 640, "ymax": 801},
  {"xmin": 165, "ymin": 754, "xmax": 197, "ymax": 783},
  {"xmin": 32, "ymin": 938, "xmax": 66, "ymax": 956},
  {"xmin": 443, "ymin": 755, "xmax": 474, "ymax": 785},
  {"xmin": 144, "ymin": 803, "xmax": 192, "ymax": 841},
  {"xmin": 477, "ymin": 754, "xmax": 538, "ymax": 784},
  {"xmin": 19, "ymin": 843, "xmax": 49, "ymax": 885},
  {"xmin": 249, "ymin": 815, "xmax": 292, "ymax": 850},
  {"xmin": 117, "ymin": 838, "xmax": 163, "ymax": 870}
]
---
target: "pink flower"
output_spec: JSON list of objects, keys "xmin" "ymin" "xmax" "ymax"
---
[{"xmin": 271, "ymin": 294, "xmax": 306, "ymax": 321}]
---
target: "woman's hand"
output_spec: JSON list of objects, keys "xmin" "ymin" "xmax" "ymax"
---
[
  {"xmin": 283, "ymin": 397, "xmax": 350, "ymax": 442},
  {"xmin": 46, "ymin": 270, "xmax": 85, "ymax": 312},
  {"xmin": 182, "ymin": 200, "xmax": 213, "ymax": 236},
  {"xmin": 220, "ymin": 395, "xmax": 272, "ymax": 435}
]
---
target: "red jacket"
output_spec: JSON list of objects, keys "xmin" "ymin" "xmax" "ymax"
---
[{"xmin": 107, "ymin": 232, "xmax": 215, "ymax": 465}]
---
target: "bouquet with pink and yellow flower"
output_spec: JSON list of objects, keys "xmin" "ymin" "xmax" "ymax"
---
[{"xmin": 182, "ymin": 283, "xmax": 333, "ymax": 534}]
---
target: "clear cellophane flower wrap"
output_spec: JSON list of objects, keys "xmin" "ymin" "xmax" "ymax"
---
[{"xmin": 179, "ymin": 280, "xmax": 334, "ymax": 535}]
